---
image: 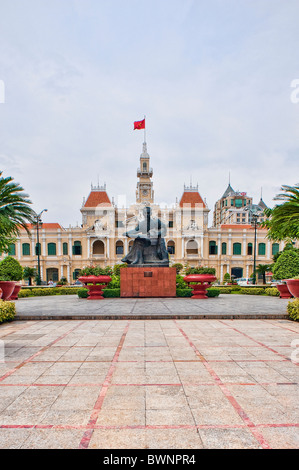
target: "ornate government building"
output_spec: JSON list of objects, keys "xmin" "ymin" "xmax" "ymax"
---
[{"xmin": 3, "ymin": 142, "xmax": 290, "ymax": 284}]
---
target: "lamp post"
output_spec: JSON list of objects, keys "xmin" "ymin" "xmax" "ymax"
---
[
  {"xmin": 251, "ymin": 213, "xmax": 259, "ymax": 285},
  {"xmin": 244, "ymin": 206, "xmax": 260, "ymax": 285},
  {"xmin": 35, "ymin": 209, "xmax": 47, "ymax": 285}
]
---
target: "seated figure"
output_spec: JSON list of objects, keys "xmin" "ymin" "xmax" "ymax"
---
[{"xmin": 121, "ymin": 206, "xmax": 169, "ymax": 266}]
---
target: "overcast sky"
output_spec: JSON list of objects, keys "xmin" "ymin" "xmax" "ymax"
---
[{"xmin": 1, "ymin": 0, "xmax": 299, "ymax": 227}]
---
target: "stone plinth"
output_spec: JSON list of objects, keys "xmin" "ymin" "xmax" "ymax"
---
[{"xmin": 120, "ymin": 267, "xmax": 176, "ymax": 298}]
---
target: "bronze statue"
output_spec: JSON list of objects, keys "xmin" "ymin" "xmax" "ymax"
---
[{"xmin": 122, "ymin": 206, "xmax": 169, "ymax": 266}]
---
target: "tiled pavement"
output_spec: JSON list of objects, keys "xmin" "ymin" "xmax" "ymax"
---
[{"xmin": 0, "ymin": 317, "xmax": 298, "ymax": 449}]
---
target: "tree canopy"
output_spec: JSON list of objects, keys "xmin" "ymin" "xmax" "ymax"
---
[{"xmin": 262, "ymin": 184, "xmax": 299, "ymax": 241}]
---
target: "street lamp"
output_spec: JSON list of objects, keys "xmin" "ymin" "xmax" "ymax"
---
[
  {"xmin": 245, "ymin": 206, "xmax": 259, "ymax": 285},
  {"xmin": 35, "ymin": 209, "xmax": 47, "ymax": 285}
]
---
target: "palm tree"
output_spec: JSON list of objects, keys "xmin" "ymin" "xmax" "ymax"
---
[
  {"xmin": 256, "ymin": 264, "xmax": 272, "ymax": 285},
  {"xmin": 23, "ymin": 266, "xmax": 37, "ymax": 286},
  {"xmin": 263, "ymin": 184, "xmax": 299, "ymax": 241},
  {"xmin": 0, "ymin": 171, "xmax": 36, "ymax": 251}
]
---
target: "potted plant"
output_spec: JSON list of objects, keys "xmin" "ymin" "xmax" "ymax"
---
[
  {"xmin": 223, "ymin": 272, "xmax": 231, "ymax": 285},
  {"xmin": 285, "ymin": 276, "xmax": 299, "ymax": 298},
  {"xmin": 272, "ymin": 249, "xmax": 299, "ymax": 299},
  {"xmin": 0, "ymin": 256, "xmax": 23, "ymax": 300},
  {"xmin": 78, "ymin": 266, "xmax": 112, "ymax": 299},
  {"xmin": 183, "ymin": 266, "xmax": 217, "ymax": 299}
]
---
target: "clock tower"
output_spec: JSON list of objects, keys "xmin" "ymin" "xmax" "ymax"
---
[{"xmin": 136, "ymin": 141, "xmax": 154, "ymax": 204}]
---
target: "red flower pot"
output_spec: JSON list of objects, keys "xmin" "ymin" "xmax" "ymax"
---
[
  {"xmin": 78, "ymin": 275, "xmax": 112, "ymax": 299},
  {"xmin": 0, "ymin": 287, "xmax": 2, "ymax": 299},
  {"xmin": 285, "ymin": 279, "xmax": 299, "ymax": 298},
  {"xmin": 9, "ymin": 283, "xmax": 22, "ymax": 300},
  {"xmin": 0, "ymin": 281, "xmax": 16, "ymax": 301},
  {"xmin": 183, "ymin": 274, "xmax": 217, "ymax": 299},
  {"xmin": 276, "ymin": 283, "xmax": 292, "ymax": 299}
]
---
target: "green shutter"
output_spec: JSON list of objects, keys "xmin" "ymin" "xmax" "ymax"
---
[
  {"xmin": 48, "ymin": 243, "xmax": 56, "ymax": 256},
  {"xmin": 63, "ymin": 243, "xmax": 68, "ymax": 255},
  {"xmin": 22, "ymin": 243, "xmax": 30, "ymax": 256},
  {"xmin": 233, "ymin": 243, "xmax": 241, "ymax": 255},
  {"xmin": 8, "ymin": 243, "xmax": 16, "ymax": 256},
  {"xmin": 258, "ymin": 243, "xmax": 266, "ymax": 255}
]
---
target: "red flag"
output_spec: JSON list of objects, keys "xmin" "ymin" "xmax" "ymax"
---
[{"xmin": 134, "ymin": 119, "xmax": 145, "ymax": 130}]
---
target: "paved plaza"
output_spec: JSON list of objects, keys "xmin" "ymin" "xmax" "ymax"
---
[
  {"xmin": 0, "ymin": 294, "xmax": 298, "ymax": 449},
  {"xmin": 14, "ymin": 294, "xmax": 290, "ymax": 320}
]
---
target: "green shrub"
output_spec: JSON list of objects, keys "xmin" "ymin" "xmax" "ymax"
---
[
  {"xmin": 0, "ymin": 300, "xmax": 16, "ymax": 323},
  {"xmin": 103, "ymin": 288, "xmax": 120, "ymax": 298},
  {"xmin": 113, "ymin": 264, "xmax": 127, "ymax": 276},
  {"xmin": 287, "ymin": 299, "xmax": 299, "ymax": 321},
  {"xmin": 77, "ymin": 288, "xmax": 88, "ymax": 298},
  {"xmin": 108, "ymin": 275, "xmax": 120, "ymax": 289},
  {"xmin": 231, "ymin": 285, "xmax": 241, "ymax": 292},
  {"xmin": 272, "ymin": 250, "xmax": 299, "ymax": 280},
  {"xmin": 265, "ymin": 287, "xmax": 280, "ymax": 296},
  {"xmin": 172, "ymin": 263, "xmax": 184, "ymax": 274},
  {"xmin": 176, "ymin": 288, "xmax": 192, "ymax": 297},
  {"xmin": 207, "ymin": 288, "xmax": 220, "ymax": 297},
  {"xmin": 218, "ymin": 287, "xmax": 232, "ymax": 294},
  {"xmin": 185, "ymin": 266, "xmax": 216, "ymax": 275},
  {"xmin": 31, "ymin": 288, "xmax": 55, "ymax": 296},
  {"xmin": 18, "ymin": 289, "xmax": 33, "ymax": 298},
  {"xmin": 0, "ymin": 256, "xmax": 23, "ymax": 281},
  {"xmin": 176, "ymin": 275, "xmax": 188, "ymax": 289},
  {"xmin": 239, "ymin": 287, "xmax": 265, "ymax": 295}
]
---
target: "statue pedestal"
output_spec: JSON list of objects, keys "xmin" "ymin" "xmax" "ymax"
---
[{"xmin": 120, "ymin": 267, "xmax": 176, "ymax": 298}]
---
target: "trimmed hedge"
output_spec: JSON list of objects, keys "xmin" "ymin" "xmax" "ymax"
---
[
  {"xmin": 239, "ymin": 287, "xmax": 266, "ymax": 295},
  {"xmin": 265, "ymin": 287, "xmax": 280, "ymax": 297},
  {"xmin": 103, "ymin": 288, "xmax": 120, "ymax": 298},
  {"xmin": 0, "ymin": 300, "xmax": 16, "ymax": 323},
  {"xmin": 176, "ymin": 288, "xmax": 220, "ymax": 298},
  {"xmin": 77, "ymin": 288, "xmax": 88, "ymax": 298},
  {"xmin": 287, "ymin": 299, "xmax": 299, "ymax": 321},
  {"xmin": 18, "ymin": 287, "xmax": 81, "ymax": 297}
]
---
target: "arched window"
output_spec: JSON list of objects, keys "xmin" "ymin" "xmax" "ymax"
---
[
  {"xmin": 167, "ymin": 240, "xmax": 175, "ymax": 255},
  {"xmin": 48, "ymin": 243, "xmax": 57, "ymax": 256},
  {"xmin": 8, "ymin": 243, "xmax": 16, "ymax": 256},
  {"xmin": 247, "ymin": 243, "xmax": 253, "ymax": 255},
  {"xmin": 72, "ymin": 241, "xmax": 82, "ymax": 255},
  {"xmin": 73, "ymin": 269, "xmax": 81, "ymax": 280},
  {"xmin": 209, "ymin": 241, "xmax": 218, "ymax": 255},
  {"xmin": 116, "ymin": 240, "xmax": 124, "ymax": 255},
  {"xmin": 221, "ymin": 242, "xmax": 227, "ymax": 255},
  {"xmin": 92, "ymin": 240, "xmax": 105, "ymax": 255},
  {"xmin": 258, "ymin": 243, "xmax": 266, "ymax": 256},
  {"xmin": 63, "ymin": 242, "xmax": 68, "ymax": 255},
  {"xmin": 272, "ymin": 243, "xmax": 279, "ymax": 256},
  {"xmin": 143, "ymin": 161, "xmax": 147, "ymax": 171},
  {"xmin": 186, "ymin": 239, "xmax": 198, "ymax": 254},
  {"xmin": 22, "ymin": 243, "xmax": 30, "ymax": 256},
  {"xmin": 233, "ymin": 243, "xmax": 241, "ymax": 255}
]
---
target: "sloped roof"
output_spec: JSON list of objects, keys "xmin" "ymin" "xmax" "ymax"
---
[
  {"xmin": 20, "ymin": 223, "xmax": 62, "ymax": 230},
  {"xmin": 221, "ymin": 183, "xmax": 235, "ymax": 199},
  {"xmin": 179, "ymin": 191, "xmax": 206, "ymax": 208},
  {"xmin": 84, "ymin": 190, "xmax": 111, "ymax": 207}
]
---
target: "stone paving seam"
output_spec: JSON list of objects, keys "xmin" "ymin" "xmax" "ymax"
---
[
  {"xmin": 173, "ymin": 319, "xmax": 272, "ymax": 449},
  {"xmin": 78, "ymin": 321, "xmax": 131, "ymax": 449},
  {"xmin": 0, "ymin": 321, "xmax": 86, "ymax": 384}
]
